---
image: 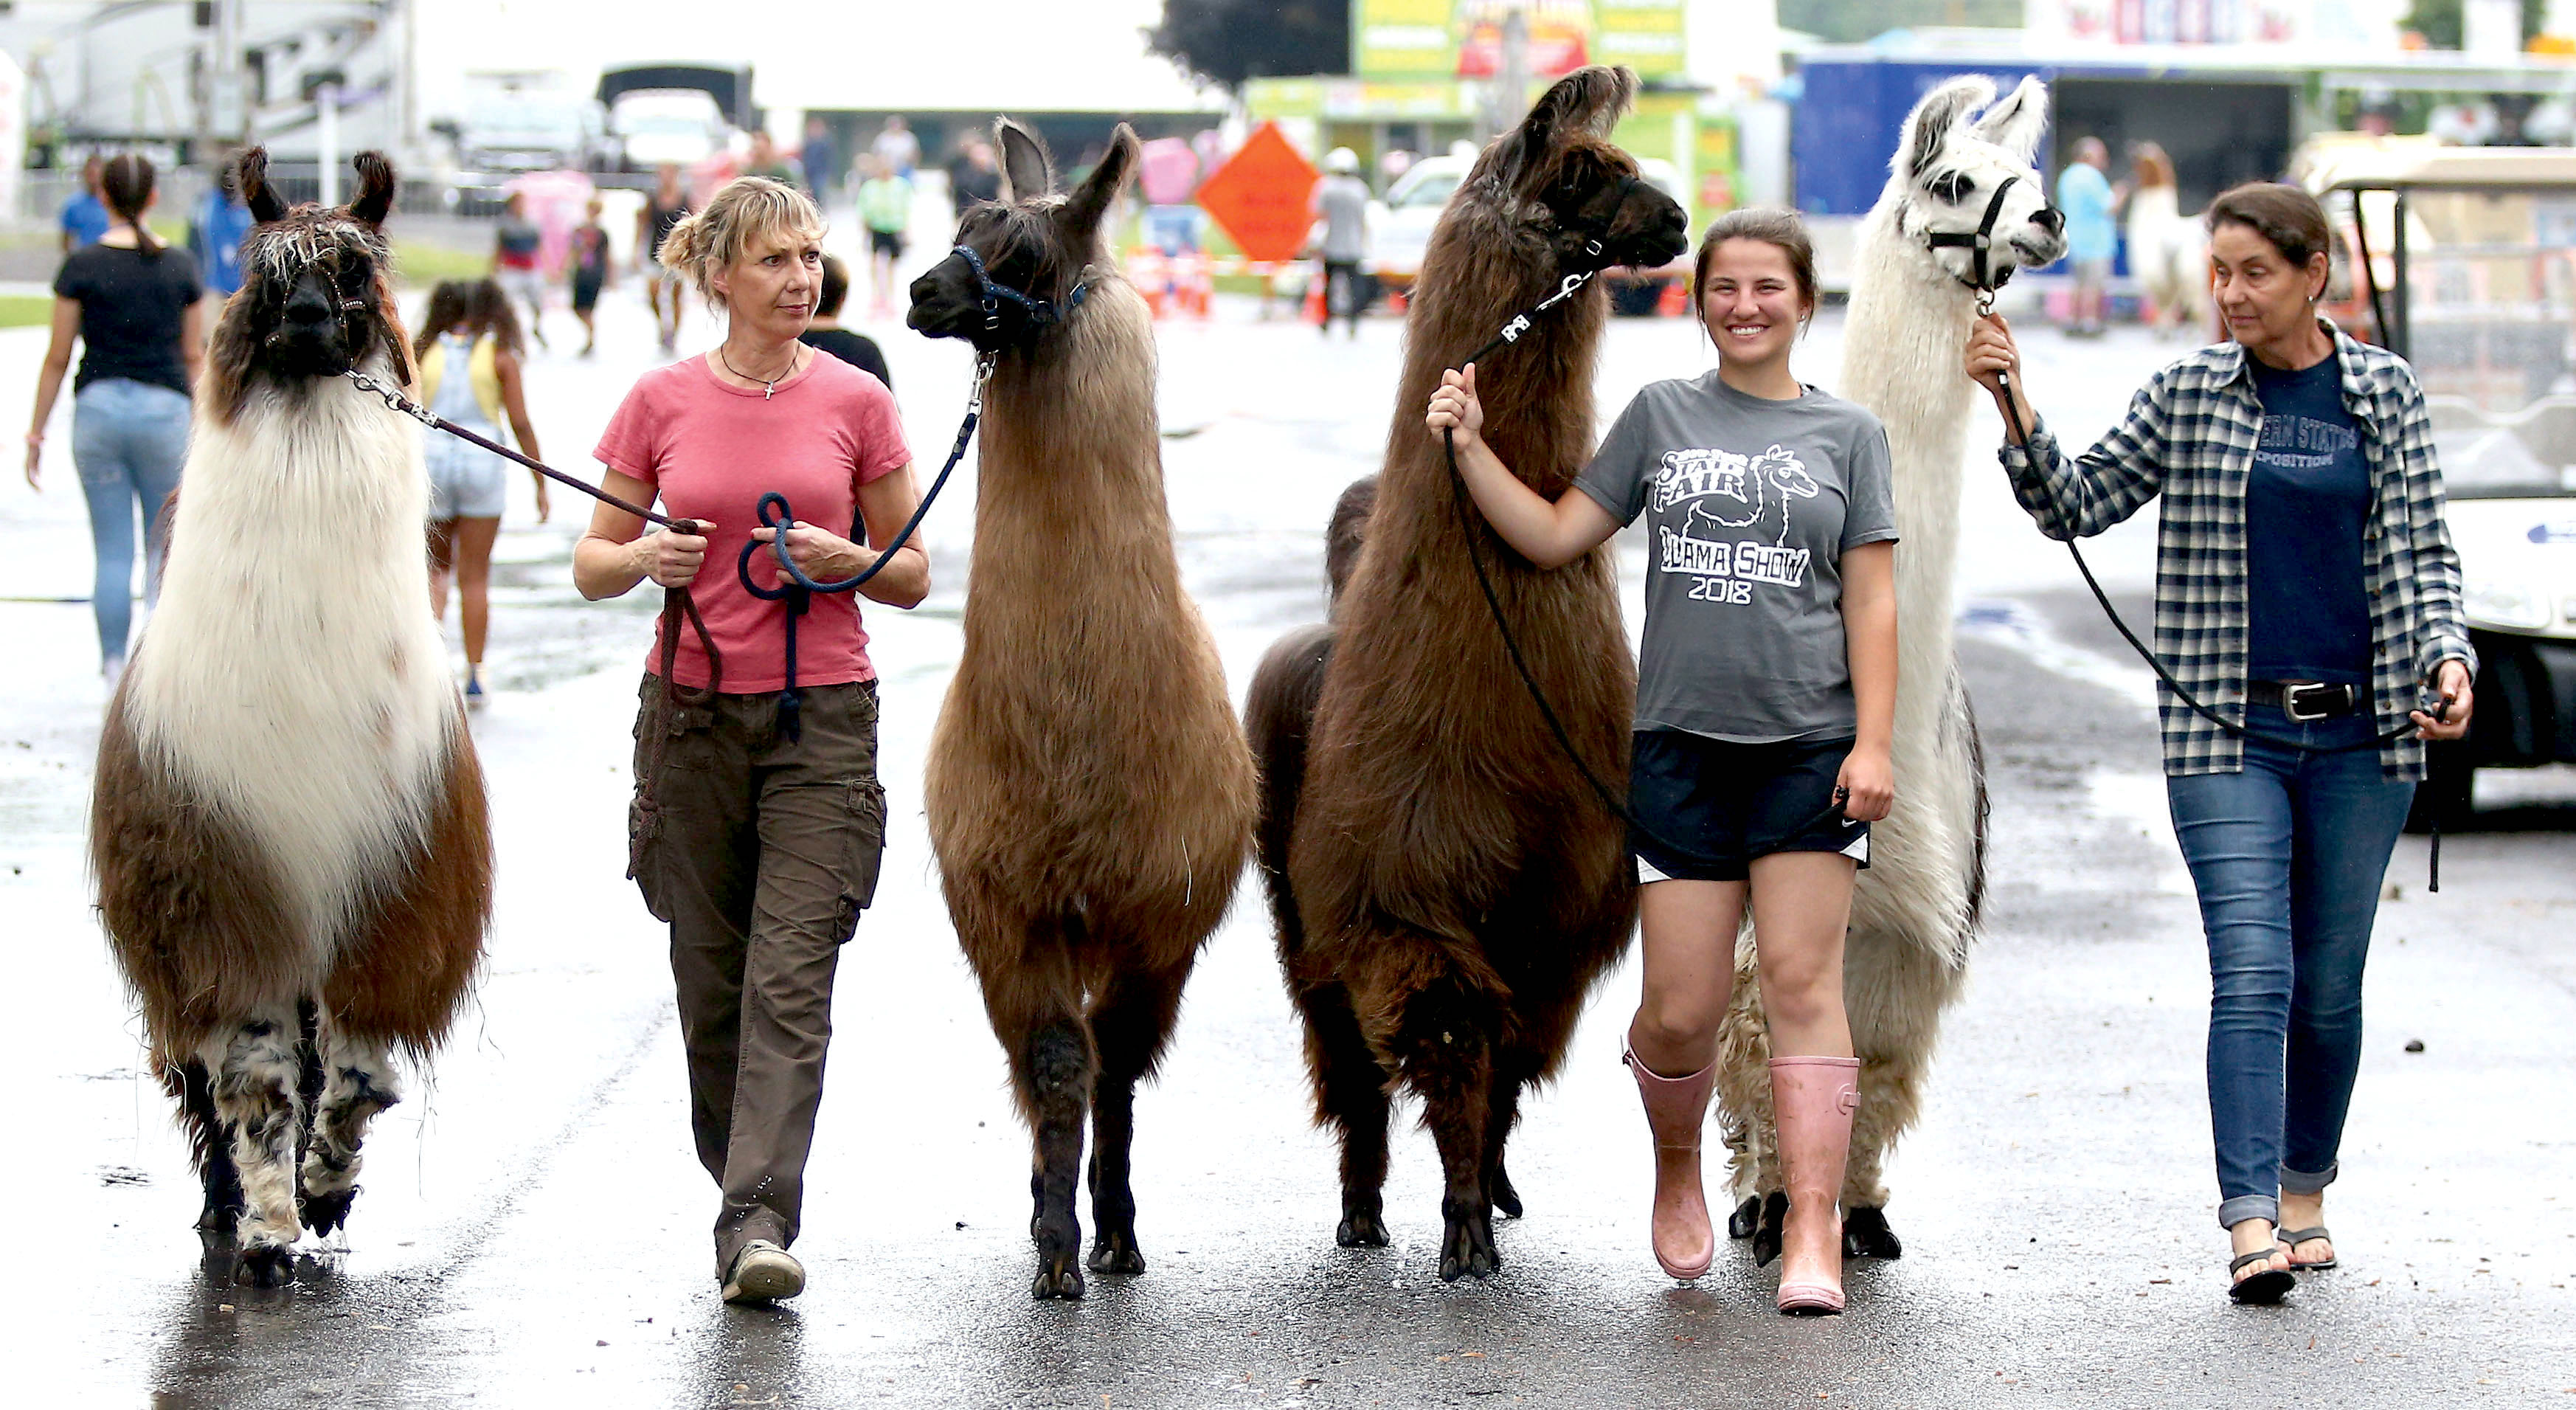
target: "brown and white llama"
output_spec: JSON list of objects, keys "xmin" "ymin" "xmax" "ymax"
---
[
  {"xmin": 1276, "ymin": 67, "xmax": 1689, "ymax": 1282},
  {"xmin": 91, "ymin": 148, "xmax": 491, "ymax": 1288},
  {"xmin": 907, "ymin": 119, "xmax": 1257, "ymax": 1301},
  {"xmin": 1715, "ymin": 75, "xmax": 2065, "ymax": 1265}
]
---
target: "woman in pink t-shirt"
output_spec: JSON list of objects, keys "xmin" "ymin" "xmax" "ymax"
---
[{"xmin": 572, "ymin": 176, "xmax": 926, "ymax": 1307}]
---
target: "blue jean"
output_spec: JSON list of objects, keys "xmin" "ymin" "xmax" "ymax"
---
[
  {"xmin": 72, "ymin": 378, "xmax": 191, "ymax": 665},
  {"xmin": 2165, "ymin": 710, "xmax": 2414, "ymax": 1231}
]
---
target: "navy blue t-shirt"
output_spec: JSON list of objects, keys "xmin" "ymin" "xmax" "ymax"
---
[{"xmin": 2244, "ymin": 355, "xmax": 2372, "ymax": 685}]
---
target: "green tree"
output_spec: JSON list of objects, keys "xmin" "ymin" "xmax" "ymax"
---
[
  {"xmin": 1150, "ymin": 0, "xmax": 1351, "ymax": 91},
  {"xmin": 2400, "ymin": 0, "xmax": 2544, "ymax": 49}
]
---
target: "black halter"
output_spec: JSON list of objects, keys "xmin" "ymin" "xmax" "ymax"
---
[
  {"xmin": 955, "ymin": 242, "xmax": 1089, "ymax": 348},
  {"xmin": 1923, "ymin": 173, "xmax": 2023, "ymax": 297},
  {"xmin": 1554, "ymin": 173, "xmax": 1645, "ymax": 274}
]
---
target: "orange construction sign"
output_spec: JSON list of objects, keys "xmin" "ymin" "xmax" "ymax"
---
[{"xmin": 1194, "ymin": 121, "xmax": 1320, "ymax": 264}]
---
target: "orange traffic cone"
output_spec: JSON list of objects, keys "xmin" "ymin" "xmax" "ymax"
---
[{"xmin": 1303, "ymin": 274, "xmax": 1325, "ymax": 325}]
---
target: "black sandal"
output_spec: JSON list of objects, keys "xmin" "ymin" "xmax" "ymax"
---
[
  {"xmin": 2276, "ymin": 1225, "xmax": 2337, "ymax": 1271},
  {"xmin": 2228, "ymin": 1248, "xmax": 2295, "ymax": 1305}
]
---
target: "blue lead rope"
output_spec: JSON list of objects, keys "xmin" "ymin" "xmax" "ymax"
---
[{"xmin": 737, "ymin": 350, "xmax": 994, "ymax": 741}]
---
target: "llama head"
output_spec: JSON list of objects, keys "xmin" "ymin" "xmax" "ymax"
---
[
  {"xmin": 907, "ymin": 118, "xmax": 1138, "ymax": 353},
  {"xmin": 1892, "ymin": 75, "xmax": 2068, "ymax": 291},
  {"xmin": 1473, "ymin": 65, "xmax": 1688, "ymax": 275},
  {"xmin": 207, "ymin": 147, "xmax": 409, "ymax": 418}
]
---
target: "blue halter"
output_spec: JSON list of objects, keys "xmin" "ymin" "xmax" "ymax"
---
[{"xmin": 956, "ymin": 242, "xmax": 1089, "ymax": 342}]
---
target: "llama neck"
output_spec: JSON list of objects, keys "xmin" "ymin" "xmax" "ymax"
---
[
  {"xmin": 968, "ymin": 283, "xmax": 1184, "ymax": 581},
  {"xmin": 1838, "ymin": 196, "xmax": 1984, "ymax": 664},
  {"xmin": 124, "ymin": 372, "xmax": 458, "ymax": 955}
]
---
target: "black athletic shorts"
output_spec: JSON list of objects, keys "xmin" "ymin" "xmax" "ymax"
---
[
  {"xmin": 1628, "ymin": 728, "xmax": 1870, "ymax": 884},
  {"xmin": 869, "ymin": 229, "xmax": 903, "ymax": 258}
]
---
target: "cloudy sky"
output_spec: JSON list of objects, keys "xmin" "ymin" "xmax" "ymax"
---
[{"xmin": 415, "ymin": 0, "xmax": 1223, "ymax": 122}]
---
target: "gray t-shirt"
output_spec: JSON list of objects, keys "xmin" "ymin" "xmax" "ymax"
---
[
  {"xmin": 1574, "ymin": 373, "xmax": 1897, "ymax": 743},
  {"xmin": 1313, "ymin": 176, "xmax": 1370, "ymax": 262}
]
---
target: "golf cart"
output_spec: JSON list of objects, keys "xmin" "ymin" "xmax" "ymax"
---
[{"xmin": 2303, "ymin": 143, "xmax": 2576, "ymax": 830}]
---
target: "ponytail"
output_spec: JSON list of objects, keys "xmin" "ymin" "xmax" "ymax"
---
[{"xmin": 100, "ymin": 153, "xmax": 162, "ymax": 258}]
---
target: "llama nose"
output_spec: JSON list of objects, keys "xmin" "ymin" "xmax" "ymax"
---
[{"xmin": 2032, "ymin": 206, "xmax": 2066, "ymax": 236}]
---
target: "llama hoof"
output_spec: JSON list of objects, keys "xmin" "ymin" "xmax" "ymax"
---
[
  {"xmin": 300, "ymin": 1186, "xmax": 357, "ymax": 1238},
  {"xmin": 1728, "ymin": 1195, "xmax": 1762, "ymax": 1240},
  {"xmin": 1490, "ymin": 1165, "xmax": 1524, "ymax": 1220},
  {"xmin": 1843, "ymin": 1206, "xmax": 1902, "ymax": 1260},
  {"xmin": 1086, "ymin": 1231, "xmax": 1146, "ymax": 1276},
  {"xmin": 1031, "ymin": 1253, "xmax": 1087, "ymax": 1301},
  {"xmin": 235, "ymin": 1243, "xmax": 296, "ymax": 1288},
  {"xmin": 1751, "ymin": 1191, "xmax": 1788, "ymax": 1268},
  {"xmin": 1436, "ymin": 1206, "xmax": 1500, "ymax": 1282},
  {"xmin": 1336, "ymin": 1206, "xmax": 1391, "ymax": 1248}
]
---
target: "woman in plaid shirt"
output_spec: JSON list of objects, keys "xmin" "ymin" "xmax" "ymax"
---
[{"xmin": 1964, "ymin": 183, "xmax": 2474, "ymax": 1304}]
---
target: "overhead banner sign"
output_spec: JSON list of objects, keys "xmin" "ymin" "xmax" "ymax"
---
[{"xmin": 1354, "ymin": 0, "xmax": 1685, "ymax": 83}]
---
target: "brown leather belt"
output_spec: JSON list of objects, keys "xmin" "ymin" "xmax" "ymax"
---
[{"xmin": 2247, "ymin": 679, "xmax": 2362, "ymax": 722}]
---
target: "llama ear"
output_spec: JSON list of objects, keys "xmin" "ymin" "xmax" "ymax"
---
[
  {"xmin": 1972, "ymin": 75, "xmax": 2050, "ymax": 164},
  {"xmin": 995, "ymin": 118, "xmax": 1054, "ymax": 202},
  {"xmin": 1899, "ymin": 75, "xmax": 1994, "ymax": 180},
  {"xmin": 1062, "ymin": 124, "xmax": 1139, "ymax": 245},
  {"xmin": 235, "ymin": 146, "xmax": 287, "ymax": 224},
  {"xmin": 1517, "ymin": 64, "xmax": 1637, "ymax": 152},
  {"xmin": 347, "ymin": 151, "xmax": 397, "ymax": 228}
]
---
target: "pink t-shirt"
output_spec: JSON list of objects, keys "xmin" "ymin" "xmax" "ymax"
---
[{"xmin": 595, "ymin": 353, "xmax": 910, "ymax": 692}]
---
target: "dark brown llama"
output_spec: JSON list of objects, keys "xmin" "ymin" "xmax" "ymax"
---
[
  {"xmin": 1246, "ymin": 475, "xmax": 1376, "ymax": 951},
  {"xmin": 1279, "ymin": 67, "xmax": 1689, "ymax": 1282},
  {"xmin": 91, "ymin": 148, "xmax": 491, "ymax": 1288},
  {"xmin": 907, "ymin": 119, "xmax": 1258, "ymax": 1301}
]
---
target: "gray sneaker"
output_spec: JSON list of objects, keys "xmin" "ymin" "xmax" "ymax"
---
[{"xmin": 721, "ymin": 1240, "xmax": 804, "ymax": 1304}]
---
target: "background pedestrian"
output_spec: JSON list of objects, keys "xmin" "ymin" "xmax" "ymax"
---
[
  {"xmin": 1427, "ymin": 209, "xmax": 1897, "ymax": 1315},
  {"xmin": 2057, "ymin": 136, "xmax": 2119, "ymax": 337},
  {"xmin": 60, "ymin": 153, "xmax": 108, "ymax": 252},
  {"xmin": 800, "ymin": 116, "xmax": 840, "ymax": 204},
  {"xmin": 1966, "ymin": 181, "xmax": 2475, "ymax": 1305},
  {"xmin": 640, "ymin": 163, "xmax": 692, "ymax": 353},
  {"xmin": 870, "ymin": 114, "xmax": 919, "ymax": 181},
  {"xmin": 417, "ymin": 280, "xmax": 550, "ymax": 703},
  {"xmin": 572, "ymin": 175, "xmax": 927, "ymax": 1307},
  {"xmin": 27, "ymin": 152, "xmax": 203, "ymax": 685},
  {"xmin": 492, "ymin": 190, "xmax": 549, "ymax": 350},
  {"xmin": 947, "ymin": 136, "xmax": 1002, "ymax": 215},
  {"xmin": 854, "ymin": 154, "xmax": 911, "ymax": 317},
  {"xmin": 568, "ymin": 196, "xmax": 613, "ymax": 356},
  {"xmin": 1309, "ymin": 147, "xmax": 1371, "ymax": 339},
  {"xmin": 798, "ymin": 254, "xmax": 891, "ymax": 387},
  {"xmin": 745, "ymin": 131, "xmax": 801, "ymax": 189},
  {"xmin": 185, "ymin": 153, "xmax": 254, "ymax": 312}
]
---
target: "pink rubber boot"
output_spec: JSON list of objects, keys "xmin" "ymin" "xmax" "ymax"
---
[
  {"xmin": 1624, "ymin": 1046, "xmax": 1716, "ymax": 1280},
  {"xmin": 1770, "ymin": 1055, "xmax": 1860, "ymax": 1315}
]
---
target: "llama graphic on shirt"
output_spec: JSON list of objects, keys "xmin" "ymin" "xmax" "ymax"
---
[{"xmin": 1652, "ymin": 444, "xmax": 1818, "ymax": 598}]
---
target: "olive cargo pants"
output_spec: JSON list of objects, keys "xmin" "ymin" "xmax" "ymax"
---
[{"xmin": 629, "ymin": 677, "xmax": 887, "ymax": 1279}]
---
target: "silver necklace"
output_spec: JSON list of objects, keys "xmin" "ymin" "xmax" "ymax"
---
[{"xmin": 718, "ymin": 342, "xmax": 801, "ymax": 400}]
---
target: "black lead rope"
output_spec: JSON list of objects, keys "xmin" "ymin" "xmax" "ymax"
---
[
  {"xmin": 738, "ymin": 350, "xmax": 995, "ymax": 742},
  {"xmin": 1442, "ymin": 267, "xmax": 1850, "ymax": 869}
]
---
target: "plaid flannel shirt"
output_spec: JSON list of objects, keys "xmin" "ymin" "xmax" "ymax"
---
[{"xmin": 1999, "ymin": 325, "xmax": 2475, "ymax": 779}]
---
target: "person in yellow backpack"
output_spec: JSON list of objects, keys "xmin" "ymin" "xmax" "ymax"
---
[{"xmin": 415, "ymin": 278, "xmax": 548, "ymax": 702}]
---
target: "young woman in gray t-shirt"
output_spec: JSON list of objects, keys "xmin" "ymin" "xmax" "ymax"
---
[{"xmin": 1427, "ymin": 209, "xmax": 1897, "ymax": 1314}]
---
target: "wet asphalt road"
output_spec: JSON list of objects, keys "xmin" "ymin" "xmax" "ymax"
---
[{"xmin": 3, "ymin": 280, "xmax": 2572, "ymax": 1408}]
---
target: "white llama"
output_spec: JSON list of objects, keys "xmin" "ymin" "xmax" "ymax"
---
[{"xmin": 1716, "ymin": 75, "xmax": 2068, "ymax": 1263}]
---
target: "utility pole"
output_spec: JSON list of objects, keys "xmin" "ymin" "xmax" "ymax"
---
[
  {"xmin": 1488, "ymin": 2, "xmax": 1529, "ymax": 141},
  {"xmin": 209, "ymin": 0, "xmax": 245, "ymax": 148}
]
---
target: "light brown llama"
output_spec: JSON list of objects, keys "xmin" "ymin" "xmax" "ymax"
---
[
  {"xmin": 91, "ymin": 148, "xmax": 491, "ymax": 1288},
  {"xmin": 1278, "ymin": 67, "xmax": 1689, "ymax": 1282},
  {"xmin": 907, "ymin": 119, "xmax": 1257, "ymax": 1301}
]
